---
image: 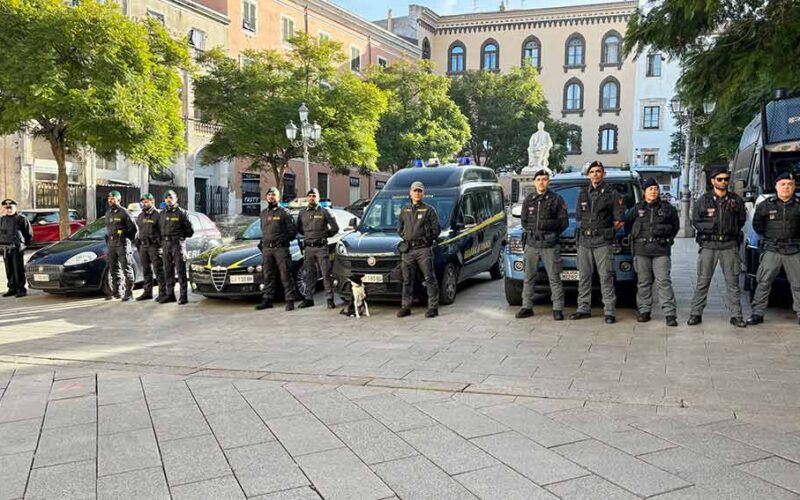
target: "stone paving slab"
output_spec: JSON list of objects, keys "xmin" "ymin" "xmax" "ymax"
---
[
  {"xmin": 96, "ymin": 467, "xmax": 170, "ymax": 500},
  {"xmin": 295, "ymin": 447, "xmax": 393, "ymax": 500},
  {"xmin": 225, "ymin": 442, "xmax": 309, "ymax": 497}
]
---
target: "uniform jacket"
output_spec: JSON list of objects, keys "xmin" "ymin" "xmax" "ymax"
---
[
  {"xmin": 158, "ymin": 205, "xmax": 194, "ymax": 240},
  {"xmin": 135, "ymin": 207, "xmax": 161, "ymax": 246},
  {"xmin": 692, "ymin": 191, "xmax": 746, "ymax": 250},
  {"xmin": 297, "ymin": 205, "xmax": 339, "ymax": 242},
  {"xmin": 260, "ymin": 204, "xmax": 297, "ymax": 246},
  {"xmin": 521, "ymin": 189, "xmax": 568, "ymax": 248},
  {"xmin": 0, "ymin": 213, "xmax": 33, "ymax": 249},
  {"xmin": 626, "ymin": 198, "xmax": 680, "ymax": 257},
  {"xmin": 575, "ymin": 181, "xmax": 625, "ymax": 246},
  {"xmin": 398, "ymin": 201, "xmax": 440, "ymax": 245},
  {"xmin": 105, "ymin": 206, "xmax": 138, "ymax": 245},
  {"xmin": 752, "ymin": 195, "xmax": 800, "ymax": 254}
]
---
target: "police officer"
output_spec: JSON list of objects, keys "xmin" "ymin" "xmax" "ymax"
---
[
  {"xmin": 626, "ymin": 178, "xmax": 680, "ymax": 326},
  {"xmin": 748, "ymin": 172, "xmax": 800, "ymax": 325},
  {"xmin": 397, "ymin": 181, "xmax": 441, "ymax": 318},
  {"xmin": 0, "ymin": 199, "xmax": 32, "ymax": 297},
  {"xmin": 571, "ymin": 160, "xmax": 625, "ymax": 324},
  {"xmin": 297, "ymin": 188, "xmax": 339, "ymax": 309},
  {"xmin": 688, "ymin": 166, "xmax": 747, "ymax": 327},
  {"xmin": 158, "ymin": 190, "xmax": 194, "ymax": 305},
  {"xmin": 516, "ymin": 169, "xmax": 569, "ymax": 320},
  {"xmin": 135, "ymin": 193, "xmax": 164, "ymax": 301},
  {"xmin": 105, "ymin": 190, "xmax": 137, "ymax": 301},
  {"xmin": 255, "ymin": 187, "xmax": 298, "ymax": 311}
]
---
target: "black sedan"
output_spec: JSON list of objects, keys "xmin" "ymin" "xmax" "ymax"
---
[
  {"xmin": 189, "ymin": 208, "xmax": 356, "ymax": 299},
  {"xmin": 25, "ymin": 212, "xmax": 223, "ymax": 295}
]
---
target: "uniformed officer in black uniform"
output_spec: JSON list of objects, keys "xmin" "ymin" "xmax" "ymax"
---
[
  {"xmin": 0, "ymin": 199, "xmax": 33, "ymax": 297},
  {"xmin": 397, "ymin": 181, "xmax": 441, "ymax": 318},
  {"xmin": 688, "ymin": 166, "xmax": 747, "ymax": 327},
  {"xmin": 157, "ymin": 190, "xmax": 194, "ymax": 305},
  {"xmin": 516, "ymin": 169, "xmax": 569, "ymax": 320},
  {"xmin": 626, "ymin": 178, "xmax": 680, "ymax": 326},
  {"xmin": 748, "ymin": 171, "xmax": 800, "ymax": 325},
  {"xmin": 255, "ymin": 187, "xmax": 298, "ymax": 311},
  {"xmin": 135, "ymin": 193, "xmax": 164, "ymax": 301},
  {"xmin": 297, "ymin": 188, "xmax": 339, "ymax": 309},
  {"xmin": 105, "ymin": 190, "xmax": 138, "ymax": 301},
  {"xmin": 571, "ymin": 160, "xmax": 625, "ymax": 324}
]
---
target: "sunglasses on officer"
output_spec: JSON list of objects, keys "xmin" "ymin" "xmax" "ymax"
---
[
  {"xmin": 2, "ymin": 203, "xmax": 13, "ymax": 208},
  {"xmin": 713, "ymin": 176, "xmax": 730, "ymax": 183}
]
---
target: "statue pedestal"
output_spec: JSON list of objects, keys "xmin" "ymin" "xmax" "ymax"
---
[{"xmin": 512, "ymin": 173, "xmax": 539, "ymax": 203}]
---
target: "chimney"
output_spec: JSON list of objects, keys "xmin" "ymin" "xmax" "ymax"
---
[{"xmin": 387, "ymin": 8, "xmax": 393, "ymax": 32}]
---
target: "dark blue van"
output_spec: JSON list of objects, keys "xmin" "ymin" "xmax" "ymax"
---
[{"xmin": 332, "ymin": 165, "xmax": 507, "ymax": 305}]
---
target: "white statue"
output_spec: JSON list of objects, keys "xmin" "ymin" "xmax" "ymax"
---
[{"xmin": 524, "ymin": 121, "xmax": 553, "ymax": 173}]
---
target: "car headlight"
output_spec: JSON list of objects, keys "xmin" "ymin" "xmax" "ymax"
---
[
  {"xmin": 508, "ymin": 237, "xmax": 524, "ymax": 254},
  {"xmin": 256, "ymin": 265, "xmax": 263, "ymax": 272},
  {"xmin": 64, "ymin": 251, "xmax": 98, "ymax": 267},
  {"xmin": 247, "ymin": 266, "xmax": 255, "ymax": 273},
  {"xmin": 191, "ymin": 263, "xmax": 206, "ymax": 273},
  {"xmin": 336, "ymin": 242, "xmax": 347, "ymax": 255}
]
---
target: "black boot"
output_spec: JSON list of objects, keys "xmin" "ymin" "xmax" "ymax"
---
[
  {"xmin": 397, "ymin": 308, "xmax": 411, "ymax": 318},
  {"xmin": 327, "ymin": 298, "xmax": 336, "ymax": 309},
  {"xmin": 730, "ymin": 317, "xmax": 747, "ymax": 328},
  {"xmin": 553, "ymin": 310, "xmax": 564, "ymax": 321},
  {"xmin": 570, "ymin": 312, "xmax": 591, "ymax": 320},
  {"xmin": 255, "ymin": 299, "xmax": 273, "ymax": 310},
  {"xmin": 136, "ymin": 292, "xmax": 154, "ymax": 301},
  {"xmin": 121, "ymin": 294, "xmax": 133, "ymax": 302},
  {"xmin": 158, "ymin": 295, "xmax": 176, "ymax": 304},
  {"xmin": 298, "ymin": 299, "xmax": 314, "ymax": 309},
  {"xmin": 2, "ymin": 290, "xmax": 16, "ymax": 297},
  {"xmin": 178, "ymin": 296, "xmax": 188, "ymax": 305},
  {"xmin": 515, "ymin": 308, "xmax": 534, "ymax": 319},
  {"xmin": 604, "ymin": 315, "xmax": 616, "ymax": 324},
  {"xmin": 637, "ymin": 312, "xmax": 651, "ymax": 323},
  {"xmin": 665, "ymin": 316, "xmax": 678, "ymax": 327},
  {"xmin": 747, "ymin": 315, "xmax": 763, "ymax": 326},
  {"xmin": 687, "ymin": 315, "xmax": 702, "ymax": 325},
  {"xmin": 425, "ymin": 308, "xmax": 438, "ymax": 318},
  {"xmin": 14, "ymin": 289, "xmax": 26, "ymax": 298},
  {"xmin": 285, "ymin": 300, "xmax": 295, "ymax": 311}
]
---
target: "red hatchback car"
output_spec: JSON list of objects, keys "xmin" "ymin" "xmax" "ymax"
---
[{"xmin": 21, "ymin": 209, "xmax": 87, "ymax": 246}]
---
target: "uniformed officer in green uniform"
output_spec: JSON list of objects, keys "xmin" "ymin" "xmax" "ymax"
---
[
  {"xmin": 748, "ymin": 171, "xmax": 800, "ymax": 325},
  {"xmin": 516, "ymin": 169, "xmax": 569, "ymax": 320},
  {"xmin": 105, "ymin": 190, "xmax": 138, "ymax": 301},
  {"xmin": 135, "ymin": 193, "xmax": 164, "ymax": 301},
  {"xmin": 626, "ymin": 178, "xmax": 680, "ymax": 326},
  {"xmin": 157, "ymin": 190, "xmax": 194, "ymax": 305},
  {"xmin": 255, "ymin": 187, "xmax": 299, "ymax": 311},
  {"xmin": 397, "ymin": 181, "xmax": 441, "ymax": 318},
  {"xmin": 688, "ymin": 166, "xmax": 747, "ymax": 328},
  {"xmin": 297, "ymin": 188, "xmax": 339, "ymax": 309}
]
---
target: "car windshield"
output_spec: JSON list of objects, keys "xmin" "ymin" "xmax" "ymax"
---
[
  {"xmin": 69, "ymin": 219, "xmax": 107, "ymax": 241},
  {"xmin": 548, "ymin": 182, "xmax": 638, "ymax": 215},
  {"xmin": 359, "ymin": 193, "xmax": 455, "ymax": 232},
  {"xmin": 238, "ymin": 212, "xmax": 301, "ymax": 240}
]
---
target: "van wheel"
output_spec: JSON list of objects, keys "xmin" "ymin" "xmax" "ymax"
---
[
  {"xmin": 439, "ymin": 263, "xmax": 459, "ymax": 305},
  {"xmin": 504, "ymin": 278, "xmax": 522, "ymax": 306},
  {"xmin": 295, "ymin": 266, "xmax": 310, "ymax": 299},
  {"xmin": 489, "ymin": 248, "xmax": 504, "ymax": 280}
]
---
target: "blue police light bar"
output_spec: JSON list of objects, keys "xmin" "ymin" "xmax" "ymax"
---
[
  {"xmin": 458, "ymin": 157, "xmax": 471, "ymax": 165},
  {"xmin": 319, "ymin": 200, "xmax": 331, "ymax": 208},
  {"xmin": 412, "ymin": 159, "xmax": 424, "ymax": 168},
  {"xmin": 279, "ymin": 202, "xmax": 289, "ymax": 208}
]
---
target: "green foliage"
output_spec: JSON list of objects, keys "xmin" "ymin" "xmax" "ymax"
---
[
  {"xmin": 625, "ymin": 0, "xmax": 800, "ymax": 161},
  {"xmin": 366, "ymin": 60, "xmax": 470, "ymax": 171},
  {"xmin": 194, "ymin": 32, "xmax": 387, "ymax": 191},
  {"xmin": 447, "ymin": 67, "xmax": 567, "ymax": 172}
]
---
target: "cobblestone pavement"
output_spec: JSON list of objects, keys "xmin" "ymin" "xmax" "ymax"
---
[{"xmin": 1, "ymin": 238, "xmax": 799, "ymax": 499}]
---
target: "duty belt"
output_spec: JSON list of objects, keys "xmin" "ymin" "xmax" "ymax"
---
[
  {"xmin": 162, "ymin": 236, "xmax": 183, "ymax": 242},
  {"xmin": 264, "ymin": 241, "xmax": 289, "ymax": 248},
  {"xmin": 639, "ymin": 237, "xmax": 671, "ymax": 243},
  {"xmin": 407, "ymin": 240, "xmax": 429, "ymax": 249},
  {"xmin": 580, "ymin": 229, "xmax": 608, "ymax": 236},
  {"xmin": 527, "ymin": 231, "xmax": 556, "ymax": 240},
  {"xmin": 107, "ymin": 234, "xmax": 128, "ymax": 241},
  {"xmin": 305, "ymin": 239, "xmax": 328, "ymax": 248},
  {"xmin": 699, "ymin": 234, "xmax": 734, "ymax": 242}
]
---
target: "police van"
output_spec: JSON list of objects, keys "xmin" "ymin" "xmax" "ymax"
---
[
  {"xmin": 733, "ymin": 90, "xmax": 800, "ymax": 295},
  {"xmin": 332, "ymin": 165, "xmax": 507, "ymax": 305},
  {"xmin": 503, "ymin": 169, "xmax": 640, "ymax": 305}
]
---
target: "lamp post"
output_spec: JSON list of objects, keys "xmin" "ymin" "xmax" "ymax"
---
[
  {"xmin": 285, "ymin": 103, "xmax": 322, "ymax": 195},
  {"xmin": 670, "ymin": 97, "xmax": 715, "ymax": 238}
]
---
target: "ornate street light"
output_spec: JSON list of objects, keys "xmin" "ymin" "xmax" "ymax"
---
[{"xmin": 285, "ymin": 103, "xmax": 322, "ymax": 195}]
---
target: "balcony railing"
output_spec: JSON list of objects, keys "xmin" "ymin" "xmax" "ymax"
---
[{"xmin": 190, "ymin": 119, "xmax": 222, "ymax": 136}]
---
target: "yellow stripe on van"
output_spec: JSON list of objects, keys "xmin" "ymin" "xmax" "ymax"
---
[{"xmin": 439, "ymin": 211, "xmax": 505, "ymax": 246}]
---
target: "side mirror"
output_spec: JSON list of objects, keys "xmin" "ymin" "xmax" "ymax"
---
[
  {"xmin": 37, "ymin": 219, "xmax": 49, "ymax": 225},
  {"xmin": 510, "ymin": 205, "xmax": 522, "ymax": 218},
  {"xmin": 743, "ymin": 191, "xmax": 756, "ymax": 203},
  {"xmin": 348, "ymin": 217, "xmax": 358, "ymax": 229},
  {"xmin": 463, "ymin": 215, "xmax": 477, "ymax": 227}
]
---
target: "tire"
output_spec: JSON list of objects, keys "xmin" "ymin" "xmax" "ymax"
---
[
  {"xmin": 295, "ymin": 265, "xmax": 310, "ymax": 299},
  {"xmin": 504, "ymin": 277, "xmax": 523, "ymax": 306},
  {"xmin": 100, "ymin": 268, "xmax": 113, "ymax": 297},
  {"xmin": 489, "ymin": 247, "xmax": 504, "ymax": 280},
  {"xmin": 439, "ymin": 262, "xmax": 459, "ymax": 306}
]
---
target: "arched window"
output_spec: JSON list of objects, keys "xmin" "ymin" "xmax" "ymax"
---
[
  {"xmin": 563, "ymin": 78, "xmax": 583, "ymax": 113},
  {"xmin": 599, "ymin": 77, "xmax": 620, "ymax": 111},
  {"xmin": 565, "ymin": 126, "xmax": 582, "ymax": 155},
  {"xmin": 601, "ymin": 31, "xmax": 622, "ymax": 67},
  {"xmin": 481, "ymin": 39, "xmax": 499, "ymax": 71},
  {"xmin": 598, "ymin": 124, "xmax": 619, "ymax": 153},
  {"xmin": 521, "ymin": 36, "xmax": 541, "ymax": 69},
  {"xmin": 565, "ymin": 34, "xmax": 585, "ymax": 67},
  {"xmin": 422, "ymin": 37, "xmax": 431, "ymax": 60},
  {"xmin": 448, "ymin": 41, "xmax": 466, "ymax": 73}
]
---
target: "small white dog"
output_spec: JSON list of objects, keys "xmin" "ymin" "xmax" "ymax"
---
[{"xmin": 340, "ymin": 274, "xmax": 370, "ymax": 318}]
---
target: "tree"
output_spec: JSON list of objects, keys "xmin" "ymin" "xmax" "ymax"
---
[
  {"xmin": 367, "ymin": 60, "xmax": 470, "ymax": 171},
  {"xmin": 624, "ymin": 0, "xmax": 800, "ymax": 161},
  {"xmin": 193, "ymin": 33, "xmax": 387, "ymax": 194},
  {"xmin": 0, "ymin": 0, "xmax": 189, "ymax": 237},
  {"xmin": 448, "ymin": 66, "xmax": 568, "ymax": 172}
]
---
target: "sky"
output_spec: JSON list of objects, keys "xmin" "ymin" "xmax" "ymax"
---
[{"xmin": 334, "ymin": 0, "xmax": 622, "ymax": 22}]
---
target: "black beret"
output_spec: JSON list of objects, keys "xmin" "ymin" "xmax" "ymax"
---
[
  {"xmin": 641, "ymin": 178, "xmax": 659, "ymax": 190},
  {"xmin": 776, "ymin": 172, "xmax": 794, "ymax": 183},
  {"xmin": 708, "ymin": 165, "xmax": 729, "ymax": 179}
]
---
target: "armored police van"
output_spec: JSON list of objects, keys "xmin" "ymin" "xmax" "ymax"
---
[
  {"xmin": 332, "ymin": 165, "xmax": 506, "ymax": 305},
  {"xmin": 734, "ymin": 91, "xmax": 800, "ymax": 295},
  {"xmin": 504, "ymin": 169, "xmax": 640, "ymax": 305}
]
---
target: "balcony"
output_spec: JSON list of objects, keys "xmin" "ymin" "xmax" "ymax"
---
[{"xmin": 190, "ymin": 119, "xmax": 222, "ymax": 137}]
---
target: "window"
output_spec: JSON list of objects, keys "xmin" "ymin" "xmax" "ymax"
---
[
  {"xmin": 318, "ymin": 31, "xmax": 330, "ymax": 41},
  {"xmin": 643, "ymin": 105, "xmax": 661, "ymax": 129},
  {"xmin": 563, "ymin": 79, "xmax": 583, "ymax": 112},
  {"xmin": 601, "ymin": 32, "xmax": 621, "ymax": 66},
  {"xmin": 643, "ymin": 153, "xmax": 657, "ymax": 165},
  {"xmin": 448, "ymin": 42, "xmax": 466, "ymax": 74},
  {"xmin": 422, "ymin": 38, "xmax": 431, "ymax": 60},
  {"xmin": 188, "ymin": 28, "xmax": 206, "ymax": 50},
  {"xmin": 281, "ymin": 16, "xmax": 294, "ymax": 43},
  {"xmin": 646, "ymin": 53, "xmax": 662, "ymax": 77},
  {"xmin": 350, "ymin": 46, "xmax": 361, "ymax": 72},
  {"xmin": 521, "ymin": 36, "xmax": 541, "ymax": 69},
  {"xmin": 242, "ymin": 0, "xmax": 257, "ymax": 32},
  {"xmin": 565, "ymin": 34, "xmax": 585, "ymax": 67},
  {"xmin": 566, "ymin": 126, "xmax": 582, "ymax": 155},
  {"xmin": 377, "ymin": 56, "xmax": 388, "ymax": 69},
  {"xmin": 598, "ymin": 124, "xmax": 619, "ymax": 153},
  {"xmin": 600, "ymin": 78, "xmax": 620, "ymax": 111},
  {"xmin": 481, "ymin": 39, "xmax": 499, "ymax": 71},
  {"xmin": 146, "ymin": 10, "xmax": 165, "ymax": 25},
  {"xmin": 317, "ymin": 173, "xmax": 329, "ymax": 199},
  {"xmin": 375, "ymin": 180, "xmax": 385, "ymax": 191},
  {"xmin": 349, "ymin": 177, "xmax": 360, "ymax": 204}
]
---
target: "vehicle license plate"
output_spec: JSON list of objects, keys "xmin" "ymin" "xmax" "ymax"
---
[
  {"xmin": 560, "ymin": 270, "xmax": 579, "ymax": 281},
  {"xmin": 362, "ymin": 274, "xmax": 384, "ymax": 284},
  {"xmin": 230, "ymin": 275, "xmax": 254, "ymax": 284},
  {"xmin": 34, "ymin": 273, "xmax": 50, "ymax": 282}
]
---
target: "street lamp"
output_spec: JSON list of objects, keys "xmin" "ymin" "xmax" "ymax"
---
[
  {"xmin": 285, "ymin": 103, "xmax": 322, "ymax": 195},
  {"xmin": 670, "ymin": 97, "xmax": 715, "ymax": 238}
]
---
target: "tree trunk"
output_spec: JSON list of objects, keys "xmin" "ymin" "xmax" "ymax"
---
[
  {"xmin": 48, "ymin": 136, "xmax": 70, "ymax": 240},
  {"xmin": 268, "ymin": 162, "xmax": 285, "ymax": 199}
]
